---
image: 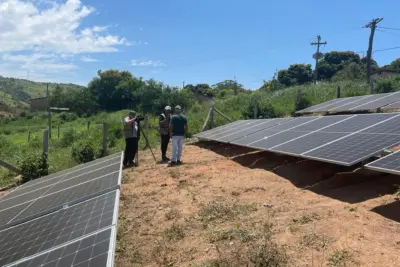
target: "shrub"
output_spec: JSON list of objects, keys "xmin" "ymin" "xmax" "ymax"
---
[
  {"xmin": 18, "ymin": 152, "xmax": 49, "ymax": 182},
  {"xmin": 376, "ymin": 80, "xmax": 395, "ymax": 94},
  {"xmin": 72, "ymin": 141, "xmax": 96, "ymax": 163},
  {"xmin": 29, "ymin": 136, "xmax": 42, "ymax": 149},
  {"xmin": 59, "ymin": 128, "xmax": 78, "ymax": 148},
  {"xmin": 59, "ymin": 112, "xmax": 78, "ymax": 122}
]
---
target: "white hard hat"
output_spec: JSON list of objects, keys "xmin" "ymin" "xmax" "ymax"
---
[{"xmin": 165, "ymin": 106, "xmax": 171, "ymax": 111}]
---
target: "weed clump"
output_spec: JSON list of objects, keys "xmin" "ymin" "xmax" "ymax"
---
[{"xmin": 17, "ymin": 152, "xmax": 48, "ymax": 182}]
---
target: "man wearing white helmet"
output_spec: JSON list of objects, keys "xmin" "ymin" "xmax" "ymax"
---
[{"xmin": 159, "ymin": 105, "xmax": 172, "ymax": 161}]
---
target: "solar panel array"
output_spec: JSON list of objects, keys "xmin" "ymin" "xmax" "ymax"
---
[
  {"xmin": 0, "ymin": 152, "xmax": 123, "ymax": 267},
  {"xmin": 195, "ymin": 113, "xmax": 400, "ymax": 166},
  {"xmin": 365, "ymin": 150, "xmax": 400, "ymax": 175},
  {"xmin": 296, "ymin": 91, "xmax": 400, "ymax": 114}
]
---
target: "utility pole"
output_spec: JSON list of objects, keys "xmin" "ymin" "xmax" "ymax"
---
[
  {"xmin": 311, "ymin": 35, "xmax": 327, "ymax": 84},
  {"xmin": 182, "ymin": 81, "xmax": 185, "ymax": 89},
  {"xmin": 364, "ymin": 18, "xmax": 383, "ymax": 83}
]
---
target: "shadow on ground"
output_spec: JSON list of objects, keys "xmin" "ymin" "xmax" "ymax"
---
[{"xmin": 193, "ymin": 141, "xmax": 400, "ymax": 222}]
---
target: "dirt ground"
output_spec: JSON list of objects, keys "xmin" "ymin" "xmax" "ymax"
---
[{"xmin": 116, "ymin": 141, "xmax": 400, "ymax": 267}]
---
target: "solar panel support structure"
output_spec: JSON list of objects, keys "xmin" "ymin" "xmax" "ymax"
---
[{"xmin": 0, "ymin": 159, "xmax": 23, "ymax": 176}]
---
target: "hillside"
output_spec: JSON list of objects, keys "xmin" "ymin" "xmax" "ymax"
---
[{"xmin": 0, "ymin": 75, "xmax": 85, "ymax": 109}]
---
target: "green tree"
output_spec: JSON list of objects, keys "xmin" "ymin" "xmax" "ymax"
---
[
  {"xmin": 277, "ymin": 64, "xmax": 313, "ymax": 86},
  {"xmin": 88, "ymin": 69, "xmax": 133, "ymax": 110}
]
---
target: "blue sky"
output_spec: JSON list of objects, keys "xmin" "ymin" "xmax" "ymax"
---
[{"xmin": 1, "ymin": 0, "xmax": 400, "ymax": 89}]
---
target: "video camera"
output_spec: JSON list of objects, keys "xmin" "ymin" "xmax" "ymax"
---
[{"xmin": 136, "ymin": 115, "xmax": 145, "ymax": 122}]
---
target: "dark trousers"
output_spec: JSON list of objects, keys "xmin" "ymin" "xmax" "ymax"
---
[
  {"xmin": 124, "ymin": 137, "xmax": 138, "ymax": 165},
  {"xmin": 161, "ymin": 134, "xmax": 170, "ymax": 158}
]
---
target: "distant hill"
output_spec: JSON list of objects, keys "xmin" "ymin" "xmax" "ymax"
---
[{"xmin": 0, "ymin": 76, "xmax": 85, "ymax": 110}]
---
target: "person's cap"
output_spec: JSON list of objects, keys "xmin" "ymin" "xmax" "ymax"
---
[
  {"xmin": 129, "ymin": 110, "xmax": 136, "ymax": 116},
  {"xmin": 175, "ymin": 105, "xmax": 181, "ymax": 110},
  {"xmin": 164, "ymin": 106, "xmax": 171, "ymax": 111}
]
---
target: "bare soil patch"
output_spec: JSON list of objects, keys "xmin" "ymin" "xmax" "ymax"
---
[{"xmin": 116, "ymin": 141, "xmax": 400, "ymax": 267}]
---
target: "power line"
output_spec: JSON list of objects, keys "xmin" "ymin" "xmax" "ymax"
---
[
  {"xmin": 377, "ymin": 26, "xmax": 400, "ymax": 31},
  {"xmin": 376, "ymin": 29, "xmax": 400, "ymax": 37},
  {"xmin": 373, "ymin": 46, "xmax": 400, "ymax": 54}
]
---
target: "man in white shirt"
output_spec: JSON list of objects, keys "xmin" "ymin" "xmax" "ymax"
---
[{"xmin": 123, "ymin": 110, "xmax": 139, "ymax": 167}]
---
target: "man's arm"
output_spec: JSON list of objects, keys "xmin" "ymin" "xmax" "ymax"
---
[{"xmin": 125, "ymin": 117, "xmax": 136, "ymax": 125}]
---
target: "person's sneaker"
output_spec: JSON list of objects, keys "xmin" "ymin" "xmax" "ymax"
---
[
  {"xmin": 177, "ymin": 160, "xmax": 183, "ymax": 165},
  {"xmin": 162, "ymin": 156, "xmax": 170, "ymax": 162},
  {"xmin": 168, "ymin": 161, "xmax": 177, "ymax": 167}
]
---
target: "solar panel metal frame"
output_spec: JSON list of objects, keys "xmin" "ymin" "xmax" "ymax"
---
[
  {"xmin": 382, "ymin": 100, "xmax": 400, "ymax": 109},
  {"xmin": 197, "ymin": 120, "xmax": 262, "ymax": 141},
  {"xmin": 0, "ymin": 152, "xmax": 123, "ymax": 231},
  {"xmin": 326, "ymin": 95, "xmax": 374, "ymax": 112},
  {"xmin": 365, "ymin": 150, "xmax": 400, "ymax": 175}
]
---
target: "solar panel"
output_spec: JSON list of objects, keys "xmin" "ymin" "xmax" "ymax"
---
[
  {"xmin": 9, "ymin": 227, "xmax": 115, "ymax": 267},
  {"xmin": 365, "ymin": 150, "xmax": 400, "ymax": 175},
  {"xmin": 232, "ymin": 117, "xmax": 319, "ymax": 146},
  {"xmin": 304, "ymin": 133, "xmax": 400, "ymax": 165},
  {"xmin": 296, "ymin": 93, "xmax": 400, "ymax": 114},
  {"xmin": 307, "ymin": 96, "xmax": 368, "ymax": 113},
  {"xmin": 271, "ymin": 132, "xmax": 348, "ymax": 155},
  {"xmin": 360, "ymin": 113, "xmax": 400, "ymax": 134},
  {"xmin": 383, "ymin": 100, "xmax": 400, "ymax": 109},
  {"xmin": 194, "ymin": 120, "xmax": 245, "ymax": 139},
  {"xmin": 2, "ymin": 154, "xmax": 122, "ymax": 201},
  {"xmin": 317, "ymin": 113, "xmax": 396, "ymax": 133},
  {"xmin": 206, "ymin": 120, "xmax": 265, "ymax": 140},
  {"xmin": 294, "ymin": 98, "xmax": 344, "ymax": 114},
  {"xmin": 0, "ymin": 152, "xmax": 123, "ymax": 229},
  {"xmin": 216, "ymin": 118, "xmax": 293, "ymax": 143},
  {"xmin": 349, "ymin": 92, "xmax": 400, "ymax": 111},
  {"xmin": 248, "ymin": 115, "xmax": 350, "ymax": 150},
  {"xmin": 0, "ymin": 191, "xmax": 118, "ymax": 266},
  {"xmin": 327, "ymin": 95, "xmax": 374, "ymax": 112},
  {"xmin": 197, "ymin": 120, "xmax": 251, "ymax": 140}
]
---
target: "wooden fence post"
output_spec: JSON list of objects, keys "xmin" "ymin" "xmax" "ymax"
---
[
  {"xmin": 102, "ymin": 123, "xmax": 108, "ymax": 155},
  {"xmin": 43, "ymin": 129, "xmax": 49, "ymax": 157},
  {"xmin": 57, "ymin": 125, "xmax": 60, "ymax": 139},
  {"xmin": 28, "ymin": 131, "xmax": 31, "ymax": 142},
  {"xmin": 210, "ymin": 104, "xmax": 214, "ymax": 129},
  {"xmin": 87, "ymin": 121, "xmax": 91, "ymax": 131},
  {"xmin": 337, "ymin": 86, "xmax": 341, "ymax": 98}
]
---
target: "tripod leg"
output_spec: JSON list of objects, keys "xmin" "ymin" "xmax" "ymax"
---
[{"xmin": 142, "ymin": 129, "xmax": 157, "ymax": 162}]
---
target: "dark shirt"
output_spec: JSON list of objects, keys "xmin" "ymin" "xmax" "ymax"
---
[{"xmin": 170, "ymin": 114, "xmax": 187, "ymax": 136}]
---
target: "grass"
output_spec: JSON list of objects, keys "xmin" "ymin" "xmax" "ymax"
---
[
  {"xmin": 164, "ymin": 224, "xmax": 185, "ymax": 241},
  {"xmin": 208, "ymin": 227, "xmax": 254, "ymax": 243},
  {"xmin": 327, "ymin": 249, "xmax": 353, "ymax": 267},
  {"xmin": 198, "ymin": 201, "xmax": 258, "ymax": 223}
]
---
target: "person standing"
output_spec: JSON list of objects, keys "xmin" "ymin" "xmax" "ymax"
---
[
  {"xmin": 123, "ymin": 110, "xmax": 139, "ymax": 168},
  {"xmin": 169, "ymin": 105, "xmax": 188, "ymax": 166},
  {"xmin": 159, "ymin": 106, "xmax": 172, "ymax": 161}
]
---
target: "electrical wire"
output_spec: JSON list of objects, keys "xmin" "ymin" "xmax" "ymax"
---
[
  {"xmin": 378, "ymin": 26, "xmax": 400, "ymax": 31},
  {"xmin": 376, "ymin": 29, "xmax": 400, "ymax": 37}
]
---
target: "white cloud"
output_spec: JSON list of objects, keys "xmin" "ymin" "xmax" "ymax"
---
[
  {"xmin": 80, "ymin": 56, "xmax": 98, "ymax": 62},
  {"xmin": 131, "ymin": 60, "xmax": 166, "ymax": 67},
  {"xmin": 0, "ymin": 0, "xmax": 131, "ymax": 82}
]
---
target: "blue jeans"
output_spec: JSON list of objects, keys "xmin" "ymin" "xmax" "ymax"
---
[{"xmin": 171, "ymin": 136, "xmax": 183, "ymax": 162}]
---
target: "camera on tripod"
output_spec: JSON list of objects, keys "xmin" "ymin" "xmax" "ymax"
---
[{"xmin": 135, "ymin": 115, "xmax": 145, "ymax": 122}]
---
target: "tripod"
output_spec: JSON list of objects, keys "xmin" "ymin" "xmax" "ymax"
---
[{"xmin": 135, "ymin": 121, "xmax": 157, "ymax": 166}]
